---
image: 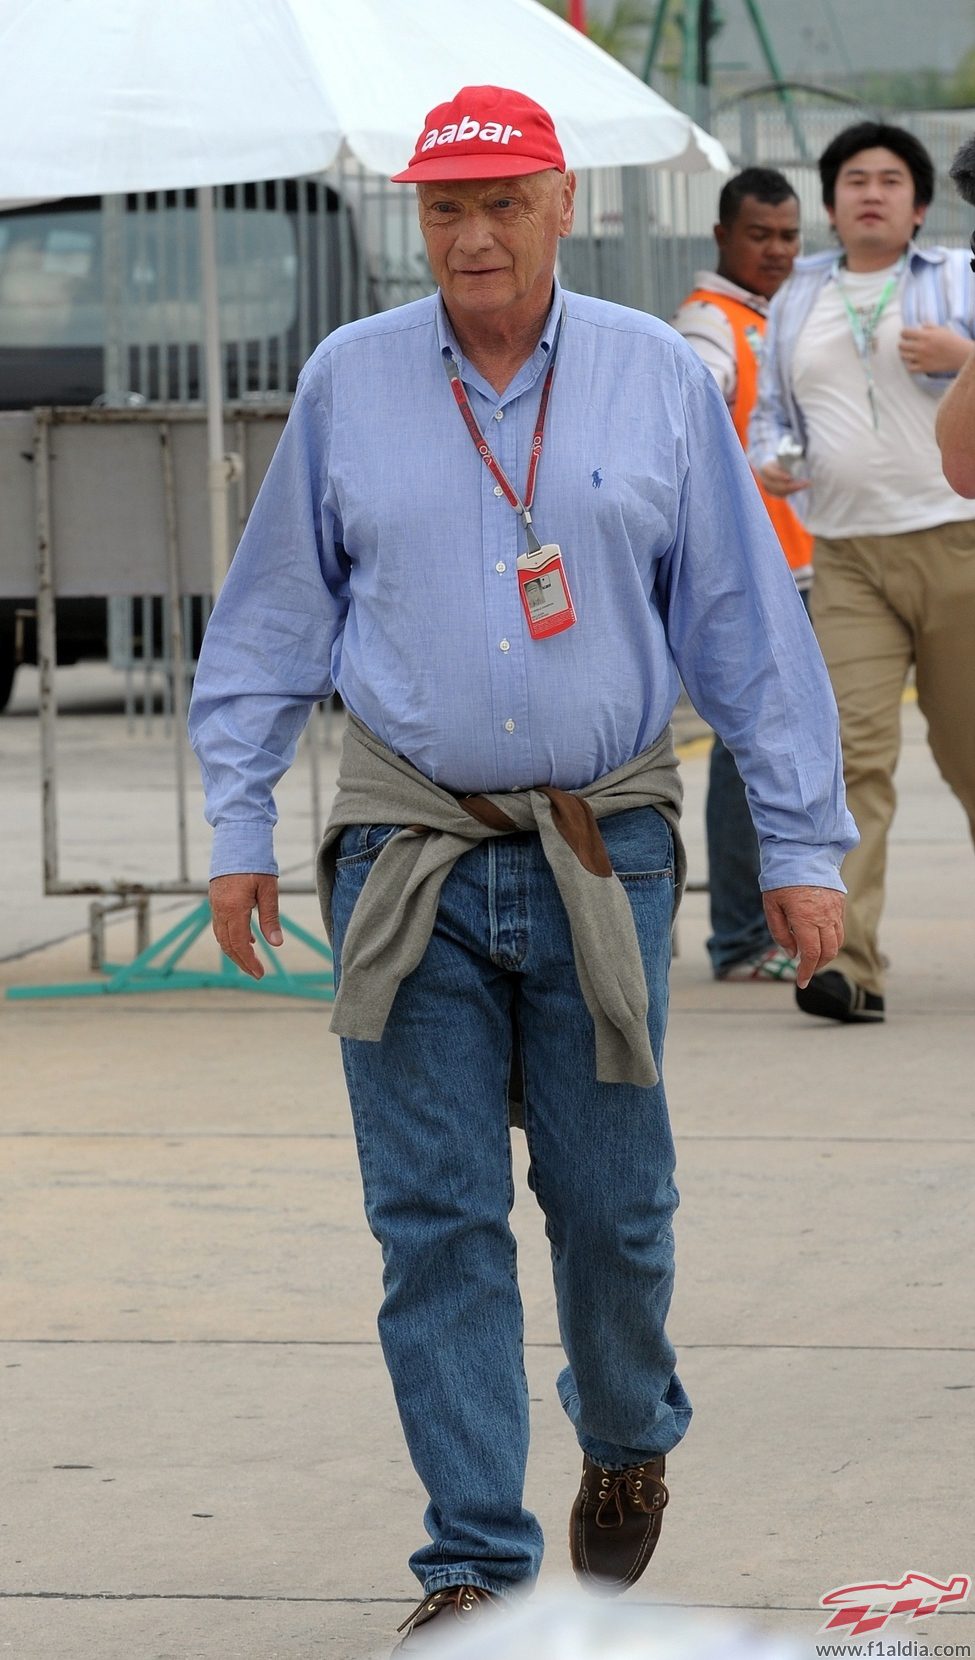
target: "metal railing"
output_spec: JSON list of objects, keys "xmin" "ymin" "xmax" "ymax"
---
[
  {"xmin": 5, "ymin": 103, "xmax": 972, "ymax": 413},
  {"xmin": 5, "ymin": 402, "xmax": 336, "ymax": 999}
]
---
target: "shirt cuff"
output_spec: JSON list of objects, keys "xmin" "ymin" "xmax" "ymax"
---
[
  {"xmin": 758, "ymin": 841, "xmax": 848, "ymax": 894},
  {"xmin": 209, "ymin": 820, "xmax": 278, "ymax": 881}
]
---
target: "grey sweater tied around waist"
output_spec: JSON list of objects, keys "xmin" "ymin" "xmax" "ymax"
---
[{"xmin": 317, "ymin": 715, "xmax": 686, "ymax": 1088}]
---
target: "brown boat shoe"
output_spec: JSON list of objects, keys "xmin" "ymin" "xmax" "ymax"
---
[
  {"xmin": 569, "ymin": 1452, "xmax": 669, "ymax": 1593},
  {"xmin": 392, "ymin": 1584, "xmax": 503, "ymax": 1652}
]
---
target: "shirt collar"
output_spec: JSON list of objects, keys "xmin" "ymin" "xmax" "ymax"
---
[
  {"xmin": 436, "ymin": 278, "xmax": 564, "ymax": 372},
  {"xmin": 822, "ymin": 239, "xmax": 946, "ymax": 282},
  {"xmin": 691, "ymin": 270, "xmax": 769, "ymax": 317}
]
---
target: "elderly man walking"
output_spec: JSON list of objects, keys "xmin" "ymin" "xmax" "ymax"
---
[{"xmin": 189, "ymin": 87, "xmax": 854, "ymax": 1653}]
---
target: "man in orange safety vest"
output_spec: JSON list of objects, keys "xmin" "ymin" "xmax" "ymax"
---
[{"xmin": 673, "ymin": 166, "xmax": 814, "ymax": 982}]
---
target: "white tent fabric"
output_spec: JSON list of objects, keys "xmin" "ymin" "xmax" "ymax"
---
[
  {"xmin": 0, "ymin": 0, "xmax": 728, "ymax": 204},
  {"xmin": 0, "ymin": 0, "xmax": 729, "ymax": 588}
]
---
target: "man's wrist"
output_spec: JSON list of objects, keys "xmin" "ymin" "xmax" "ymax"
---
[
  {"xmin": 209, "ymin": 820, "xmax": 278, "ymax": 881},
  {"xmin": 759, "ymin": 846, "xmax": 847, "ymax": 894}
]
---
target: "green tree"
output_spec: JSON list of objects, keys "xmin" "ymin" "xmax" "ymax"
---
[
  {"xmin": 539, "ymin": 0, "xmax": 658, "ymax": 72},
  {"xmin": 857, "ymin": 68, "xmax": 954, "ymax": 110},
  {"xmin": 540, "ymin": 2, "xmax": 722, "ymax": 81},
  {"xmin": 852, "ymin": 42, "xmax": 975, "ymax": 111},
  {"xmin": 949, "ymin": 45, "xmax": 975, "ymax": 106}
]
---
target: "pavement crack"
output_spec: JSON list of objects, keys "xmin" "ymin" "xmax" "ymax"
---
[
  {"xmin": 2, "ymin": 1338, "xmax": 974, "ymax": 1352},
  {"xmin": 0, "ymin": 1591, "xmax": 411, "ymax": 1604}
]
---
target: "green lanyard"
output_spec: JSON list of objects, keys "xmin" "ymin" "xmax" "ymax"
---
[{"xmin": 832, "ymin": 254, "xmax": 906, "ymax": 431}]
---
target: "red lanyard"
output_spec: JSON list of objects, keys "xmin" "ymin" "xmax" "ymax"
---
[{"xmin": 443, "ymin": 308, "xmax": 565, "ymax": 552}]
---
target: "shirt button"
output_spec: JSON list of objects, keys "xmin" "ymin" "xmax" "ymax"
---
[
  {"xmin": 493, "ymin": 409, "xmax": 505, "ymax": 421},
  {"xmin": 499, "ymin": 638, "xmax": 510, "ymax": 653},
  {"xmin": 495, "ymin": 561, "xmax": 506, "ymax": 573},
  {"xmin": 493, "ymin": 484, "xmax": 504, "ymax": 497},
  {"xmin": 504, "ymin": 719, "xmax": 516, "ymax": 733}
]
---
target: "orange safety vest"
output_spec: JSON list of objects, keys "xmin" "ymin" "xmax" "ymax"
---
[{"xmin": 683, "ymin": 287, "xmax": 813, "ymax": 575}]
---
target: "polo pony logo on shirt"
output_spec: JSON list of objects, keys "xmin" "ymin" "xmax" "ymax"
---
[
  {"xmin": 421, "ymin": 116, "xmax": 524, "ymax": 151},
  {"xmin": 592, "ymin": 468, "xmax": 603, "ymax": 489}
]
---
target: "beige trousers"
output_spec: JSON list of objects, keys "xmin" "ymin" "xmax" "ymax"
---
[{"xmin": 812, "ymin": 519, "xmax": 975, "ymax": 996}]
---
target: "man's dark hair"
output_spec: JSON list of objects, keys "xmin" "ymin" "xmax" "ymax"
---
[
  {"xmin": 948, "ymin": 136, "xmax": 975, "ymax": 271},
  {"xmin": 718, "ymin": 166, "xmax": 798, "ymax": 228},
  {"xmin": 949, "ymin": 135, "xmax": 975, "ymax": 206},
  {"xmin": 819, "ymin": 121, "xmax": 935, "ymax": 210}
]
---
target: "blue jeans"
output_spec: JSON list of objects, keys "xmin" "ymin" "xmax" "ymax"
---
[
  {"xmin": 330, "ymin": 806, "xmax": 691, "ymax": 1597},
  {"xmin": 705, "ymin": 587, "xmax": 811, "ymax": 976},
  {"xmin": 704, "ymin": 735, "xmax": 774, "ymax": 975}
]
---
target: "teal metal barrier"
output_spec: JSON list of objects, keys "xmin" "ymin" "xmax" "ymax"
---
[{"xmin": 6, "ymin": 901, "xmax": 334, "ymax": 1002}]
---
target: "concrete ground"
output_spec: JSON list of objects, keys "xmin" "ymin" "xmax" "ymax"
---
[{"xmin": 1, "ymin": 668, "xmax": 973, "ymax": 1659}]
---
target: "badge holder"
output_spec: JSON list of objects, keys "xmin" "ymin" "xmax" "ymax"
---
[{"xmin": 517, "ymin": 541, "xmax": 576, "ymax": 639}]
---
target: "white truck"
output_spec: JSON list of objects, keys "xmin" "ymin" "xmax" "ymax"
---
[{"xmin": 0, "ymin": 176, "xmax": 398, "ymax": 707}]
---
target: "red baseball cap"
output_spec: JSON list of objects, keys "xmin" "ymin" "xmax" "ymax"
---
[{"xmin": 391, "ymin": 86, "xmax": 565, "ymax": 184}]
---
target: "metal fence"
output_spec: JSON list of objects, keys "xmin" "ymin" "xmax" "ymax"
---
[
  {"xmin": 718, "ymin": 102, "xmax": 975, "ymax": 233},
  {"xmin": 5, "ymin": 100, "xmax": 973, "ymax": 412},
  {"xmin": 4, "ymin": 401, "xmax": 337, "ymax": 999},
  {"xmin": 6, "ymin": 101, "xmax": 965, "ymax": 415},
  {"xmin": 580, "ymin": 101, "xmax": 975, "ymax": 325}
]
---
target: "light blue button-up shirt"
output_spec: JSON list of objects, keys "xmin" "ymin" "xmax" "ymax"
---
[{"xmin": 189, "ymin": 280, "xmax": 856, "ymax": 888}]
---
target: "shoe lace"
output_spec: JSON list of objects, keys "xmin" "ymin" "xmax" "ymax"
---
[
  {"xmin": 396, "ymin": 1584, "xmax": 494, "ymax": 1634},
  {"xmin": 595, "ymin": 1463, "xmax": 669, "ymax": 1529}
]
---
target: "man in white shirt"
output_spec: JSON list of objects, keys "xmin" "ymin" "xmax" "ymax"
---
[{"xmin": 752, "ymin": 122, "xmax": 975, "ymax": 1025}]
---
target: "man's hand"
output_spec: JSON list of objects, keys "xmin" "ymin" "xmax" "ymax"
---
[
  {"xmin": 756, "ymin": 459, "xmax": 811, "ymax": 498},
  {"xmin": 209, "ymin": 873, "xmax": 283, "ymax": 979},
  {"xmin": 899, "ymin": 324, "xmax": 975, "ymax": 376},
  {"xmin": 936, "ymin": 344, "xmax": 975, "ymax": 496},
  {"xmin": 763, "ymin": 885, "xmax": 845, "ymax": 989}
]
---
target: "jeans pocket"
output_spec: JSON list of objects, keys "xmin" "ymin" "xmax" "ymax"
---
[
  {"xmin": 602, "ymin": 807, "xmax": 674, "ymax": 884},
  {"xmin": 617, "ymin": 867, "xmax": 674, "ymax": 888},
  {"xmin": 333, "ymin": 822, "xmax": 402, "ymax": 872}
]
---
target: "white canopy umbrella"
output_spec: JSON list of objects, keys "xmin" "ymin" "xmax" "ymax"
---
[
  {"xmin": 0, "ymin": 0, "xmax": 728, "ymax": 196},
  {"xmin": 0, "ymin": 0, "xmax": 730, "ymax": 586}
]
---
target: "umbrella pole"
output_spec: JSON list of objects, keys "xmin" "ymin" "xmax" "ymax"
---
[{"xmin": 198, "ymin": 186, "xmax": 234, "ymax": 596}]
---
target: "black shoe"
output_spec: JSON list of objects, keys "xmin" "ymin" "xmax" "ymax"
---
[
  {"xmin": 569, "ymin": 1453, "xmax": 668, "ymax": 1594},
  {"xmin": 796, "ymin": 970, "xmax": 885, "ymax": 1024}
]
